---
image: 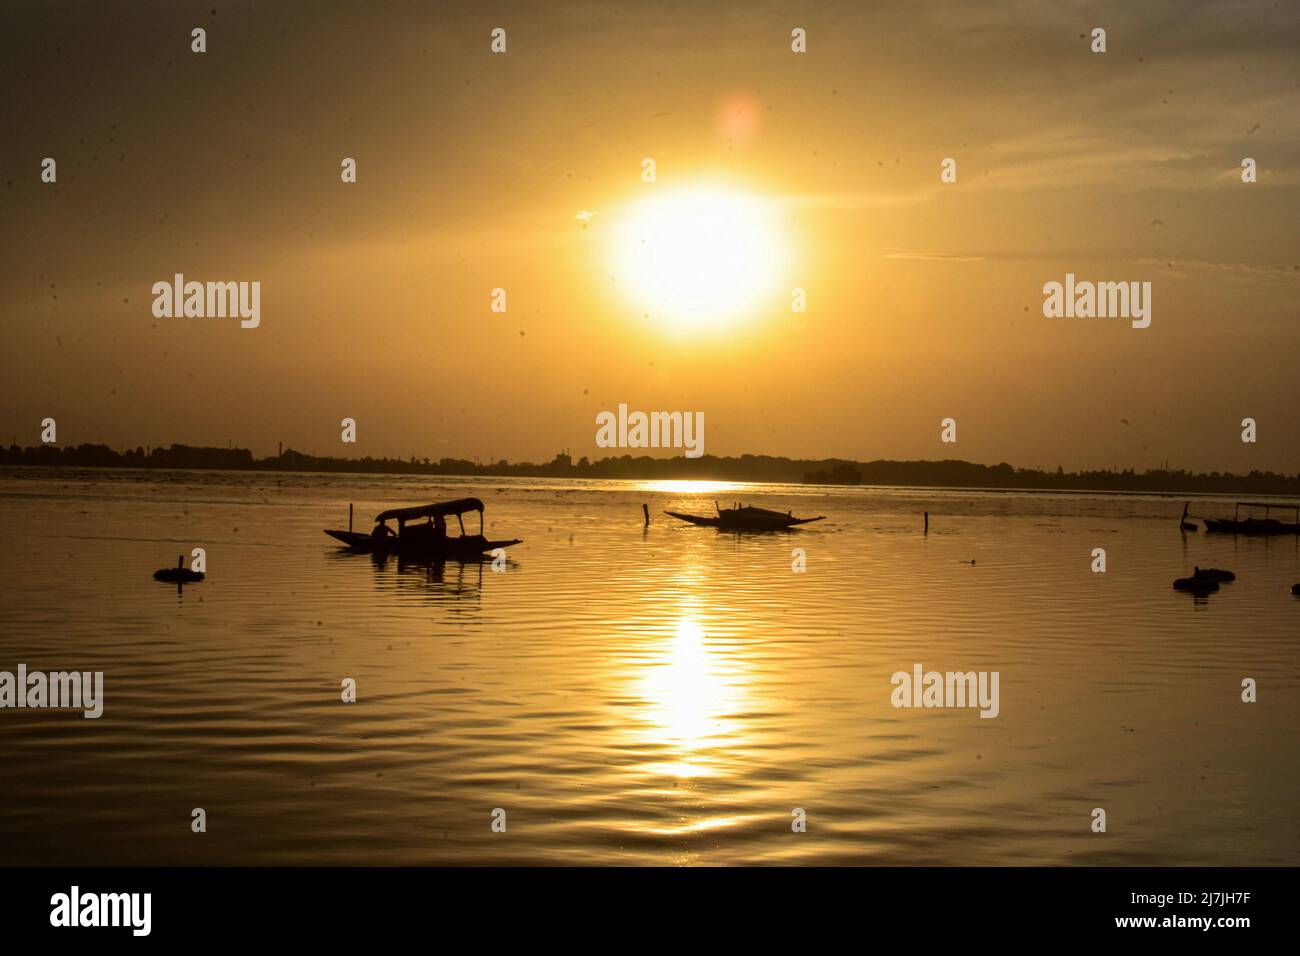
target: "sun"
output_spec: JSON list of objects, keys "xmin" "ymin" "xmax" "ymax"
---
[{"xmin": 610, "ymin": 183, "xmax": 786, "ymax": 332}]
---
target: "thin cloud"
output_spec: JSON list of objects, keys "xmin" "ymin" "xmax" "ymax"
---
[{"xmin": 883, "ymin": 253, "xmax": 986, "ymax": 262}]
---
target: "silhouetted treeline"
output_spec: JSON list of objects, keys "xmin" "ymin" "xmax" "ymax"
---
[
  {"xmin": 4, "ymin": 443, "xmax": 1300, "ymax": 496},
  {"xmin": 802, "ymin": 458, "xmax": 1300, "ymax": 495},
  {"xmin": 3, "ymin": 443, "xmax": 255, "ymax": 470}
]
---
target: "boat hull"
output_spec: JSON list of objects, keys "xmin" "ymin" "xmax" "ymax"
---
[
  {"xmin": 664, "ymin": 510, "xmax": 824, "ymax": 531},
  {"xmin": 324, "ymin": 529, "xmax": 521, "ymax": 559},
  {"xmin": 1203, "ymin": 519, "xmax": 1300, "ymax": 535},
  {"xmin": 1173, "ymin": 576, "xmax": 1219, "ymax": 594},
  {"xmin": 153, "ymin": 569, "xmax": 204, "ymax": 583}
]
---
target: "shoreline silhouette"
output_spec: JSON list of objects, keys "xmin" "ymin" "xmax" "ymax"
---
[{"xmin": 4, "ymin": 442, "xmax": 1300, "ymax": 497}]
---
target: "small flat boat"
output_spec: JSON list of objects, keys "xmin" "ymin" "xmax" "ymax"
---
[
  {"xmin": 324, "ymin": 498, "xmax": 521, "ymax": 560},
  {"xmin": 1204, "ymin": 517, "xmax": 1300, "ymax": 534},
  {"xmin": 1204, "ymin": 501, "xmax": 1300, "ymax": 535},
  {"xmin": 1173, "ymin": 576, "xmax": 1218, "ymax": 594},
  {"xmin": 665, "ymin": 502, "xmax": 825, "ymax": 531},
  {"xmin": 154, "ymin": 556, "xmax": 204, "ymax": 583},
  {"xmin": 1191, "ymin": 567, "xmax": 1235, "ymax": 583}
]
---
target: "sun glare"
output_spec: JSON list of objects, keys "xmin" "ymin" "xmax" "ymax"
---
[
  {"xmin": 611, "ymin": 183, "xmax": 785, "ymax": 332},
  {"xmin": 633, "ymin": 615, "xmax": 747, "ymax": 782},
  {"xmin": 637, "ymin": 479, "xmax": 743, "ymax": 495}
]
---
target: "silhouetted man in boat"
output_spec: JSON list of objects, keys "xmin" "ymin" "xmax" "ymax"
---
[
  {"xmin": 433, "ymin": 514, "xmax": 448, "ymax": 540},
  {"xmin": 371, "ymin": 520, "xmax": 395, "ymax": 540}
]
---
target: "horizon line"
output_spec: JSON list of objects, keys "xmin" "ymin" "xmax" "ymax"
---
[{"xmin": 5, "ymin": 441, "xmax": 1300, "ymax": 494}]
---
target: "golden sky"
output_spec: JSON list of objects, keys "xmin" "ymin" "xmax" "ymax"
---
[{"xmin": 2, "ymin": 0, "xmax": 1297, "ymax": 472}]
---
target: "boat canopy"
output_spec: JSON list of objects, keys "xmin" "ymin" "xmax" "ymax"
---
[{"xmin": 374, "ymin": 498, "xmax": 485, "ymax": 524}]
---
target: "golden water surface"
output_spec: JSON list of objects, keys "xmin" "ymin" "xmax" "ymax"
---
[{"xmin": 1, "ymin": 471, "xmax": 1296, "ymax": 865}]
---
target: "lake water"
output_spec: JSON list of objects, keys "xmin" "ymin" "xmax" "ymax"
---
[{"xmin": 1, "ymin": 469, "xmax": 1297, "ymax": 865}]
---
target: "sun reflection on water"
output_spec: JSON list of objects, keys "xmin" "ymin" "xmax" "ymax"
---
[
  {"xmin": 634, "ymin": 615, "xmax": 747, "ymax": 782},
  {"xmin": 636, "ymin": 479, "xmax": 744, "ymax": 495}
]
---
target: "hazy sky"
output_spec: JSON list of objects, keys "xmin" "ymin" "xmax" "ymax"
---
[{"xmin": 2, "ymin": 0, "xmax": 1297, "ymax": 472}]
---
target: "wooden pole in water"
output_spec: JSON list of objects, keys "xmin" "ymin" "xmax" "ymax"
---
[
  {"xmin": 924, "ymin": 511, "xmax": 929, "ymax": 534},
  {"xmin": 349, "ymin": 503, "xmax": 354, "ymax": 532},
  {"xmin": 642, "ymin": 503, "xmax": 650, "ymax": 526}
]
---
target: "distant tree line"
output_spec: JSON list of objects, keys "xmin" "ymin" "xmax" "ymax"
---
[
  {"xmin": 801, "ymin": 458, "xmax": 1300, "ymax": 495},
  {"xmin": 3, "ymin": 443, "xmax": 1300, "ymax": 496}
]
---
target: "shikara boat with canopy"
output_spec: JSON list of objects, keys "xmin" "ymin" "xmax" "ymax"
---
[{"xmin": 324, "ymin": 498, "xmax": 521, "ymax": 559}]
